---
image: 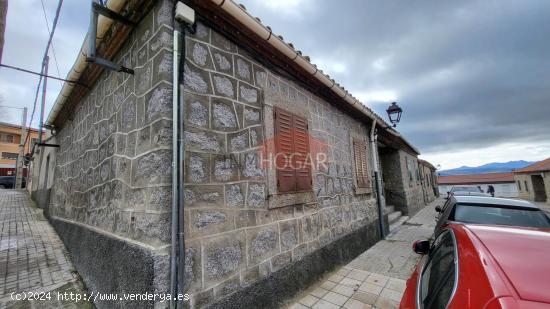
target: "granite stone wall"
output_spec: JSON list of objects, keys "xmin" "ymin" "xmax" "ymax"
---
[
  {"xmin": 182, "ymin": 22, "xmax": 380, "ymax": 308},
  {"xmin": 45, "ymin": 1, "xmax": 175, "ymax": 307}
]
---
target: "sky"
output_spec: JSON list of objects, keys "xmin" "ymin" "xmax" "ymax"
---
[{"xmin": 1, "ymin": 0, "xmax": 549, "ymax": 169}]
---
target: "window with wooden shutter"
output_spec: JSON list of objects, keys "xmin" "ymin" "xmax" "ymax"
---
[
  {"xmin": 353, "ymin": 139, "xmax": 370, "ymax": 188},
  {"xmin": 274, "ymin": 107, "xmax": 312, "ymax": 193}
]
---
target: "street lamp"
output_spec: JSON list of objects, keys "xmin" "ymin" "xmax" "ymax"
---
[{"xmin": 386, "ymin": 102, "xmax": 403, "ymax": 128}]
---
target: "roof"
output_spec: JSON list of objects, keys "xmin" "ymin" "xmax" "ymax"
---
[
  {"xmin": 514, "ymin": 157, "xmax": 550, "ymax": 174},
  {"xmin": 418, "ymin": 159, "xmax": 436, "ymax": 170},
  {"xmin": 0, "ymin": 121, "xmax": 41, "ymax": 132},
  {"xmin": 464, "ymin": 224, "xmax": 550, "ymax": 304},
  {"xmin": 453, "ymin": 195, "xmax": 538, "ymax": 209},
  {"xmin": 438, "ymin": 172, "xmax": 514, "ymax": 185},
  {"xmin": 45, "ymin": 0, "xmax": 421, "ymax": 155}
]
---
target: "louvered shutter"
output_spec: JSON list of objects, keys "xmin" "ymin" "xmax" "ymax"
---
[
  {"xmin": 353, "ymin": 139, "xmax": 370, "ymax": 188},
  {"xmin": 293, "ymin": 114, "xmax": 312, "ymax": 191},
  {"xmin": 274, "ymin": 108, "xmax": 297, "ymax": 192}
]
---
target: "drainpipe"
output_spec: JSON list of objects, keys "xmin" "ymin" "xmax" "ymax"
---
[
  {"xmin": 370, "ymin": 120, "xmax": 386, "ymax": 238},
  {"xmin": 170, "ymin": 28, "xmax": 180, "ymax": 309},
  {"xmin": 171, "ymin": 3, "xmax": 195, "ymax": 308}
]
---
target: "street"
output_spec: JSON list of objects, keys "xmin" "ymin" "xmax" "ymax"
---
[
  {"xmin": 288, "ymin": 200, "xmax": 440, "ymax": 309},
  {"xmin": 0, "ymin": 189, "xmax": 93, "ymax": 308}
]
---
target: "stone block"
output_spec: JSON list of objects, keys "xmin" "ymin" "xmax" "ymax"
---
[
  {"xmin": 240, "ymin": 151, "xmax": 264, "ymax": 180},
  {"xmin": 145, "ymin": 82, "xmax": 172, "ymax": 123},
  {"xmin": 185, "ymin": 185, "xmax": 224, "ymax": 208},
  {"xmin": 185, "ymin": 152, "xmax": 210, "ymax": 183},
  {"xmin": 235, "ymin": 210, "xmax": 256, "ymax": 229},
  {"xmin": 186, "ymin": 39, "xmax": 214, "ymax": 70},
  {"xmin": 228, "ymin": 130, "xmax": 249, "ymax": 152},
  {"xmin": 211, "ymin": 47, "xmax": 233, "ymax": 74},
  {"xmin": 212, "ymin": 73, "xmax": 237, "ymax": 99},
  {"xmin": 191, "ymin": 22, "xmax": 210, "ymax": 43},
  {"xmin": 114, "ymin": 209, "xmax": 133, "ymax": 235},
  {"xmin": 184, "ymin": 92, "xmax": 209, "ymax": 129},
  {"xmin": 184, "ymin": 128, "xmax": 224, "ymax": 153},
  {"xmin": 131, "ymin": 149, "xmax": 172, "ymax": 186},
  {"xmin": 135, "ymin": 61, "xmax": 153, "ymax": 96},
  {"xmin": 118, "ymin": 94, "xmax": 137, "ymax": 133},
  {"xmin": 203, "ymin": 231, "xmax": 245, "ymax": 285},
  {"xmin": 149, "ymin": 25, "xmax": 172, "ymax": 55},
  {"xmin": 211, "ymin": 155, "xmax": 239, "ymax": 182},
  {"xmin": 126, "ymin": 131, "xmax": 137, "ymax": 158},
  {"xmin": 115, "ymin": 156, "xmax": 132, "ymax": 184},
  {"xmin": 243, "ymin": 106, "xmax": 261, "ymax": 127},
  {"xmin": 301, "ymin": 213, "xmax": 321, "ymax": 242},
  {"xmin": 184, "ymin": 241, "xmax": 202, "ymax": 293},
  {"xmin": 190, "ymin": 209, "xmax": 235, "ymax": 237},
  {"xmin": 211, "ymin": 98, "xmax": 238, "ymax": 131},
  {"xmin": 234, "ymin": 55, "xmax": 253, "ymax": 83},
  {"xmin": 136, "ymin": 125, "xmax": 151, "ymax": 155},
  {"xmin": 224, "ymin": 183, "xmax": 245, "ymax": 208},
  {"xmin": 249, "ymin": 126, "xmax": 264, "ymax": 147},
  {"xmin": 271, "ymin": 251, "xmax": 291, "ymax": 272},
  {"xmin": 150, "ymin": 119, "xmax": 172, "ymax": 148},
  {"xmin": 184, "ymin": 62, "xmax": 212, "ymax": 95},
  {"xmin": 279, "ymin": 219, "xmax": 299, "ymax": 251},
  {"xmin": 238, "ymin": 83, "xmax": 260, "ymax": 106},
  {"xmin": 125, "ymin": 187, "xmax": 146, "ymax": 212},
  {"xmin": 147, "ymin": 186, "xmax": 171, "ymax": 212},
  {"xmin": 247, "ymin": 183, "xmax": 266, "ymax": 208},
  {"xmin": 253, "ymin": 65, "xmax": 267, "ymax": 89},
  {"xmin": 214, "ymin": 275, "xmax": 240, "ymax": 299},
  {"xmin": 152, "ymin": 49, "xmax": 172, "ymax": 86},
  {"xmin": 132, "ymin": 212, "xmax": 171, "ymax": 244},
  {"xmin": 292, "ymin": 243, "xmax": 308, "ymax": 261},
  {"xmin": 246, "ymin": 224, "xmax": 280, "ymax": 266}
]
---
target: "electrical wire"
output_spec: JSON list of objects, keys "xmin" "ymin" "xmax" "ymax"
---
[
  {"xmin": 24, "ymin": 0, "xmax": 64, "ymax": 150},
  {"xmin": 39, "ymin": 0, "xmax": 63, "ymax": 86}
]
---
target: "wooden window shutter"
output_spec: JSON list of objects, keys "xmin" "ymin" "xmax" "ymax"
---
[
  {"xmin": 274, "ymin": 107, "xmax": 312, "ymax": 193},
  {"xmin": 353, "ymin": 139, "xmax": 370, "ymax": 188},
  {"xmin": 293, "ymin": 114, "xmax": 312, "ymax": 191}
]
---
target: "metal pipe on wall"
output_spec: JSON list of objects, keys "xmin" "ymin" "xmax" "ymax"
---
[{"xmin": 370, "ymin": 120, "xmax": 386, "ymax": 238}]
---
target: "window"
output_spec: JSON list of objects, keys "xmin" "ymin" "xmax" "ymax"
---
[
  {"xmin": 352, "ymin": 138, "xmax": 370, "ymax": 188},
  {"xmin": 274, "ymin": 107, "xmax": 312, "ymax": 193},
  {"xmin": 525, "ymin": 181, "xmax": 529, "ymax": 192},
  {"xmin": 517, "ymin": 180, "xmax": 522, "ymax": 191},
  {"xmin": 419, "ymin": 231, "xmax": 457, "ymax": 309},
  {"xmin": 406, "ymin": 158, "xmax": 414, "ymax": 185},
  {"xmin": 1, "ymin": 152, "xmax": 18, "ymax": 160},
  {"xmin": 451, "ymin": 204, "xmax": 550, "ymax": 228},
  {"xmin": 1, "ymin": 133, "xmax": 15, "ymax": 143}
]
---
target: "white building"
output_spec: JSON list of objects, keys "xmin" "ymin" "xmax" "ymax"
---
[{"xmin": 438, "ymin": 172, "xmax": 518, "ymax": 198}]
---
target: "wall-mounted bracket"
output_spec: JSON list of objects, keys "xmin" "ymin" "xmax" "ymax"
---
[{"xmin": 86, "ymin": 0, "xmax": 135, "ymax": 74}]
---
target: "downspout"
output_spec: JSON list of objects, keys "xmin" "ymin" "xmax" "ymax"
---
[
  {"xmin": 370, "ymin": 120, "xmax": 386, "ymax": 238},
  {"xmin": 170, "ymin": 28, "xmax": 180, "ymax": 309}
]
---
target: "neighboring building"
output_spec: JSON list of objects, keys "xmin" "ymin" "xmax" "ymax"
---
[
  {"xmin": 514, "ymin": 157, "xmax": 550, "ymax": 203},
  {"xmin": 29, "ymin": 1, "xmax": 431, "ymax": 308},
  {"xmin": 418, "ymin": 159, "xmax": 438, "ymax": 203},
  {"xmin": 438, "ymin": 172, "xmax": 518, "ymax": 198},
  {"xmin": 0, "ymin": 121, "xmax": 42, "ymax": 177}
]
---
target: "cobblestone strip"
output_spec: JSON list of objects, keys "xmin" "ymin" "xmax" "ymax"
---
[
  {"xmin": 287, "ymin": 199, "xmax": 442, "ymax": 309},
  {"xmin": 0, "ymin": 190, "xmax": 92, "ymax": 308}
]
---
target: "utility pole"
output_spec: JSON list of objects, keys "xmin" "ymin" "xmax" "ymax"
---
[
  {"xmin": 38, "ymin": 56, "xmax": 49, "ymax": 146},
  {"xmin": 15, "ymin": 107, "xmax": 27, "ymax": 189}
]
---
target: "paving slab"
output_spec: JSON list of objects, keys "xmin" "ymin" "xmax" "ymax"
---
[{"xmin": 0, "ymin": 189, "xmax": 93, "ymax": 308}]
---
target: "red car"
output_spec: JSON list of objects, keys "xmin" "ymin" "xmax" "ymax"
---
[{"xmin": 400, "ymin": 223, "xmax": 550, "ymax": 309}]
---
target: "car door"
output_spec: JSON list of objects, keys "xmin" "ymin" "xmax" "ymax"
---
[
  {"xmin": 418, "ymin": 230, "xmax": 458, "ymax": 309},
  {"xmin": 434, "ymin": 198, "xmax": 455, "ymax": 236}
]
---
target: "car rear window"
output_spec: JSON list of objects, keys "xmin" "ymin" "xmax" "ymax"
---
[
  {"xmin": 451, "ymin": 186, "xmax": 481, "ymax": 193},
  {"xmin": 452, "ymin": 204, "xmax": 550, "ymax": 228}
]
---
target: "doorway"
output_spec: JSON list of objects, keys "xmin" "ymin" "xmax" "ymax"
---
[{"xmin": 531, "ymin": 175, "xmax": 547, "ymax": 202}]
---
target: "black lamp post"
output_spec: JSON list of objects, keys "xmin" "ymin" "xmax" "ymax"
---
[{"xmin": 386, "ymin": 102, "xmax": 403, "ymax": 127}]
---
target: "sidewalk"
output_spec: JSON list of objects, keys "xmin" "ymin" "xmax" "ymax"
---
[
  {"xmin": 288, "ymin": 199, "xmax": 441, "ymax": 309},
  {"xmin": 0, "ymin": 189, "xmax": 93, "ymax": 308}
]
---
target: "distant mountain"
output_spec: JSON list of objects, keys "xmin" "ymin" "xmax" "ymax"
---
[{"xmin": 439, "ymin": 160, "xmax": 534, "ymax": 176}]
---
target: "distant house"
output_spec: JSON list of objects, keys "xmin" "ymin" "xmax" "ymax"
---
[
  {"xmin": 418, "ymin": 159, "xmax": 438, "ymax": 203},
  {"xmin": 514, "ymin": 157, "xmax": 550, "ymax": 203},
  {"xmin": 437, "ymin": 172, "xmax": 517, "ymax": 198},
  {"xmin": 0, "ymin": 121, "xmax": 43, "ymax": 177}
]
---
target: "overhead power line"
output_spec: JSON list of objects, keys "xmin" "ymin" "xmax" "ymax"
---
[
  {"xmin": 0, "ymin": 63, "xmax": 83, "ymax": 85},
  {"xmin": 39, "ymin": 0, "xmax": 62, "ymax": 86}
]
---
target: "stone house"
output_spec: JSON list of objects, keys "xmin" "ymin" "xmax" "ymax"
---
[
  {"xmin": 418, "ymin": 159, "xmax": 438, "ymax": 203},
  {"xmin": 29, "ymin": 1, "xmax": 430, "ymax": 308},
  {"xmin": 514, "ymin": 157, "xmax": 550, "ymax": 203}
]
